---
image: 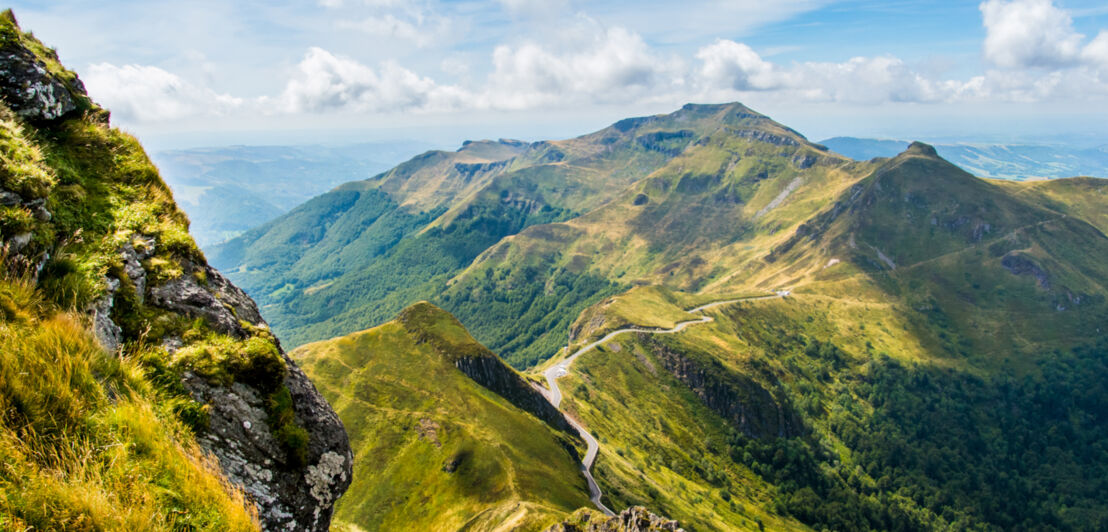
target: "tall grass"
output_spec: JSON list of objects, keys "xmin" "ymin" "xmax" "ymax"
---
[{"xmin": 0, "ymin": 275, "xmax": 259, "ymax": 531}]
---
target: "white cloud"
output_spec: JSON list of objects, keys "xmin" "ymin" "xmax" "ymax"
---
[
  {"xmin": 980, "ymin": 0, "xmax": 1084, "ymax": 68},
  {"xmin": 276, "ymin": 47, "xmax": 467, "ymax": 113},
  {"xmin": 696, "ymin": 40, "xmax": 781, "ymax": 91},
  {"xmin": 88, "ymin": 2, "xmax": 1108, "ymax": 126},
  {"xmin": 83, "ymin": 63, "xmax": 243, "ymax": 122},
  {"xmin": 1083, "ymin": 31, "xmax": 1108, "ymax": 69},
  {"xmin": 484, "ymin": 26, "xmax": 684, "ymax": 109},
  {"xmin": 693, "ymin": 41, "xmax": 952, "ymax": 104}
]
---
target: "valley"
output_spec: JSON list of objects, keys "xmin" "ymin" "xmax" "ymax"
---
[
  {"xmin": 537, "ymin": 291, "xmax": 790, "ymax": 520},
  {"xmin": 220, "ymin": 103, "xmax": 1108, "ymax": 531},
  {"xmin": 3, "ymin": 2, "xmax": 1108, "ymax": 531}
]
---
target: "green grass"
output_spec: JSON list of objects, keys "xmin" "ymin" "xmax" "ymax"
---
[
  {"xmin": 568, "ymin": 285, "xmax": 696, "ymax": 350},
  {"xmin": 291, "ymin": 305, "xmax": 590, "ymax": 531},
  {"xmin": 0, "ymin": 16, "xmax": 307, "ymax": 527},
  {"xmin": 0, "ymin": 274, "xmax": 258, "ymax": 531},
  {"xmin": 557, "ymin": 332, "xmax": 808, "ymax": 532},
  {"xmin": 0, "ymin": 107, "xmax": 54, "ymax": 198}
]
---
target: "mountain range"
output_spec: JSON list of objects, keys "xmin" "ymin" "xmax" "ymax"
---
[
  {"xmin": 214, "ymin": 100, "xmax": 1108, "ymax": 530},
  {"xmin": 3, "ymin": 9, "xmax": 1108, "ymax": 531},
  {"xmin": 820, "ymin": 136, "xmax": 1108, "ymax": 180}
]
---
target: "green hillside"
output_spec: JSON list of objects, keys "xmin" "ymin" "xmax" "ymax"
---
[
  {"xmin": 214, "ymin": 103, "xmax": 870, "ymax": 366},
  {"xmin": 0, "ymin": 12, "xmax": 351, "ymax": 530},
  {"xmin": 210, "ymin": 97, "xmax": 1107, "ymax": 531},
  {"xmin": 291, "ymin": 302, "xmax": 591, "ymax": 532},
  {"xmin": 530, "ymin": 143, "xmax": 1108, "ymax": 530}
]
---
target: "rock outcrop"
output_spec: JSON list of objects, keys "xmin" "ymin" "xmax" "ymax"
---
[
  {"xmin": 640, "ymin": 335, "xmax": 804, "ymax": 439},
  {"xmin": 0, "ymin": 15, "xmax": 353, "ymax": 531},
  {"xmin": 0, "ymin": 12, "xmax": 87, "ymax": 123},
  {"xmin": 399, "ymin": 301, "xmax": 576, "ymax": 435},
  {"xmin": 151, "ymin": 259, "xmax": 352, "ymax": 531},
  {"xmin": 546, "ymin": 507, "xmax": 685, "ymax": 532},
  {"xmin": 453, "ymin": 353, "xmax": 574, "ymax": 434}
]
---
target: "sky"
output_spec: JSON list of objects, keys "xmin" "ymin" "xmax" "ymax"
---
[{"xmin": 9, "ymin": 0, "xmax": 1108, "ymax": 149}]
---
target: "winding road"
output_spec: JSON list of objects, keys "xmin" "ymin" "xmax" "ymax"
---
[{"xmin": 536, "ymin": 290, "xmax": 789, "ymax": 515}]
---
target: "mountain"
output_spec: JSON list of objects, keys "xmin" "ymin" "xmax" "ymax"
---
[
  {"xmin": 151, "ymin": 142, "xmax": 431, "ymax": 247},
  {"xmin": 548, "ymin": 142, "xmax": 1108, "ymax": 530},
  {"xmin": 210, "ymin": 103, "xmax": 788, "ymax": 363},
  {"xmin": 820, "ymin": 136, "xmax": 1108, "ymax": 180},
  {"xmin": 0, "ymin": 12, "xmax": 350, "ymax": 530},
  {"xmin": 291, "ymin": 302, "xmax": 591, "ymax": 531},
  {"xmin": 219, "ymin": 98, "xmax": 1108, "ymax": 530}
]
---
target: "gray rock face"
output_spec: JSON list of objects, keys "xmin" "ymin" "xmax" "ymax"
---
[
  {"xmin": 91, "ymin": 277, "xmax": 122, "ymax": 353},
  {"xmin": 453, "ymin": 354, "xmax": 574, "ymax": 435},
  {"xmin": 546, "ymin": 507, "xmax": 685, "ymax": 532},
  {"xmin": 69, "ymin": 232, "xmax": 353, "ymax": 531},
  {"xmin": 147, "ymin": 262, "xmax": 263, "ymax": 339},
  {"xmin": 640, "ymin": 334, "xmax": 804, "ymax": 439},
  {"xmin": 145, "ymin": 261, "xmax": 352, "ymax": 531},
  {"xmin": 183, "ymin": 361, "xmax": 352, "ymax": 531},
  {"xmin": 0, "ymin": 43, "xmax": 81, "ymax": 122}
]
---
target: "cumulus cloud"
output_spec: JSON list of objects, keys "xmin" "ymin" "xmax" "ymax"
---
[
  {"xmin": 696, "ymin": 40, "xmax": 780, "ymax": 91},
  {"xmin": 83, "ymin": 63, "xmax": 243, "ymax": 122},
  {"xmin": 484, "ymin": 26, "xmax": 683, "ymax": 109},
  {"xmin": 90, "ymin": 1, "xmax": 1108, "ymax": 125},
  {"xmin": 693, "ymin": 41, "xmax": 955, "ymax": 104},
  {"xmin": 981, "ymin": 0, "xmax": 1083, "ymax": 68},
  {"xmin": 276, "ymin": 47, "xmax": 467, "ymax": 113}
]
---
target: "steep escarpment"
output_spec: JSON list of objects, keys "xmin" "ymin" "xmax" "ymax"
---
[
  {"xmin": 398, "ymin": 301, "xmax": 573, "ymax": 434},
  {"xmin": 637, "ymin": 334, "xmax": 804, "ymax": 439},
  {"xmin": 0, "ymin": 13, "xmax": 350, "ymax": 531},
  {"xmin": 291, "ymin": 303, "xmax": 591, "ymax": 531}
]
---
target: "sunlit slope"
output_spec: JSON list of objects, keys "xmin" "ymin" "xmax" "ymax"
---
[
  {"xmin": 291, "ymin": 302, "xmax": 590, "ymax": 532},
  {"xmin": 213, "ymin": 104, "xmax": 781, "ymax": 354},
  {"xmin": 753, "ymin": 143, "xmax": 1108, "ymax": 365},
  {"xmin": 557, "ymin": 278, "xmax": 1108, "ymax": 530},
  {"xmin": 543, "ymin": 145, "xmax": 1108, "ymax": 530},
  {"xmin": 441, "ymin": 104, "xmax": 868, "ymax": 366}
]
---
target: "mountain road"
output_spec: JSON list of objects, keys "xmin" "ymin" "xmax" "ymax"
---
[{"xmin": 536, "ymin": 290, "xmax": 789, "ymax": 516}]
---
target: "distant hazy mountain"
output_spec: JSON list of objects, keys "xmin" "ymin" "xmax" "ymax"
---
[
  {"xmin": 820, "ymin": 136, "xmax": 1108, "ymax": 180},
  {"xmin": 151, "ymin": 141, "xmax": 433, "ymax": 247}
]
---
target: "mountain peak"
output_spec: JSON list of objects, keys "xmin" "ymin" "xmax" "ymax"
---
[
  {"xmin": 903, "ymin": 141, "xmax": 939, "ymax": 158},
  {"xmin": 398, "ymin": 301, "xmax": 492, "ymax": 362}
]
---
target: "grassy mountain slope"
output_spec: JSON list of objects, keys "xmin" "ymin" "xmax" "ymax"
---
[
  {"xmin": 208, "ymin": 97, "xmax": 1106, "ymax": 530},
  {"xmin": 0, "ymin": 12, "xmax": 351, "ymax": 530},
  {"xmin": 0, "ymin": 275, "xmax": 257, "ymax": 530},
  {"xmin": 558, "ymin": 284, "xmax": 1107, "ymax": 530},
  {"xmin": 441, "ymin": 103, "xmax": 868, "ymax": 366},
  {"xmin": 291, "ymin": 302, "xmax": 590, "ymax": 532},
  {"xmin": 756, "ymin": 143, "xmax": 1108, "ymax": 366},
  {"xmin": 212, "ymin": 104, "xmax": 800, "ymax": 359},
  {"xmin": 535, "ymin": 144, "xmax": 1108, "ymax": 530}
]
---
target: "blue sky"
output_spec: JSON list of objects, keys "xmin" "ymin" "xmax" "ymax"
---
[{"xmin": 10, "ymin": 0, "xmax": 1108, "ymax": 149}]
